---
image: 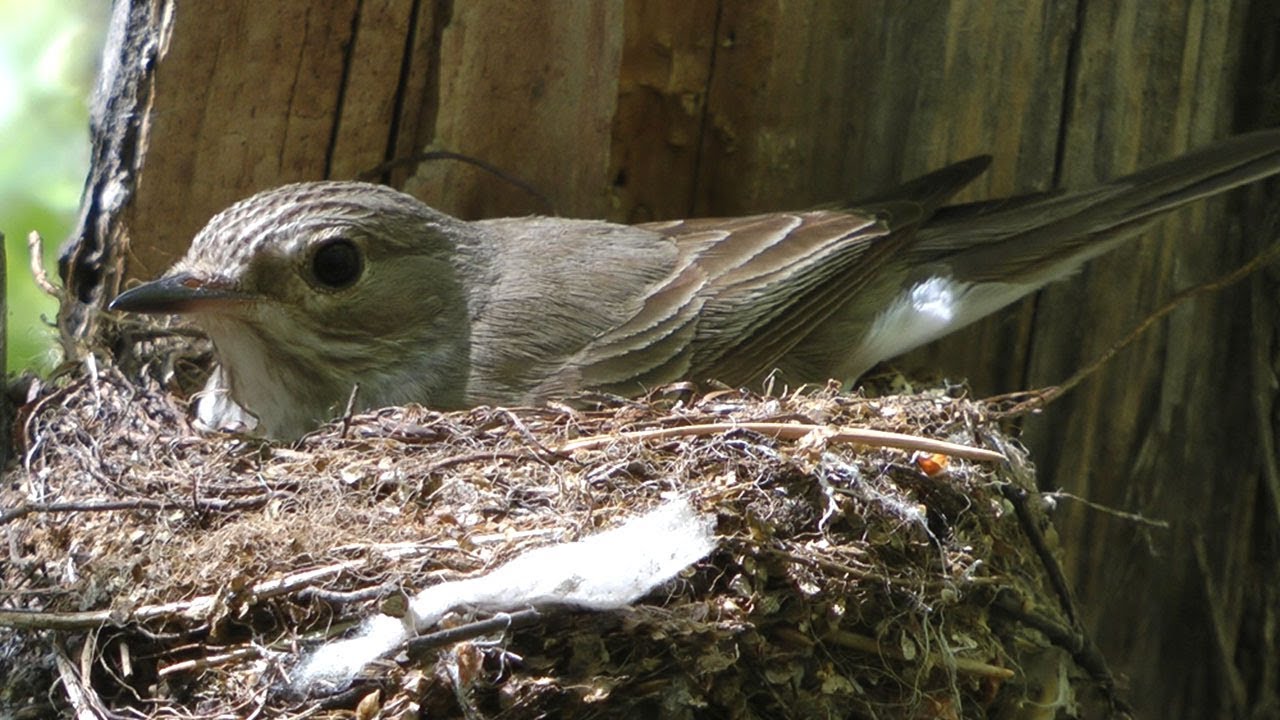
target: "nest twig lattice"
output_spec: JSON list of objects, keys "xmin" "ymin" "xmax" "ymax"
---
[{"xmin": 3, "ymin": 358, "xmax": 1119, "ymax": 718}]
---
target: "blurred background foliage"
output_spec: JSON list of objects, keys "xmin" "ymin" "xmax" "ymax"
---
[{"xmin": 2, "ymin": 0, "xmax": 106, "ymax": 373}]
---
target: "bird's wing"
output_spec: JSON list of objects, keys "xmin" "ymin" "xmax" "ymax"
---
[
  {"xmin": 573, "ymin": 155, "xmax": 995, "ymax": 391},
  {"xmin": 654, "ymin": 210, "xmax": 900, "ymax": 387},
  {"xmin": 558, "ymin": 211, "xmax": 891, "ymax": 394},
  {"xmin": 465, "ymin": 218, "xmax": 689, "ymax": 402}
]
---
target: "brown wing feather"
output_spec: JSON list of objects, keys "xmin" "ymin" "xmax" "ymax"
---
[
  {"xmin": 678, "ymin": 157, "xmax": 993, "ymax": 386},
  {"xmin": 682, "ymin": 211, "xmax": 894, "ymax": 384},
  {"xmin": 537, "ymin": 155, "xmax": 992, "ymax": 395}
]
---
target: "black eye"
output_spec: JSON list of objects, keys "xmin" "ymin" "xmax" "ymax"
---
[{"xmin": 310, "ymin": 238, "xmax": 363, "ymax": 289}]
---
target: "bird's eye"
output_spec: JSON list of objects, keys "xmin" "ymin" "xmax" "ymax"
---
[{"xmin": 309, "ymin": 238, "xmax": 363, "ymax": 290}]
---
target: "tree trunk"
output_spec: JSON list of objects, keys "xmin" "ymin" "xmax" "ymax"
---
[{"xmin": 63, "ymin": 1, "xmax": 1280, "ymax": 716}]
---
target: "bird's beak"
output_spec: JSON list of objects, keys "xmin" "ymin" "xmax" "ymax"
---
[{"xmin": 109, "ymin": 273, "xmax": 253, "ymax": 314}]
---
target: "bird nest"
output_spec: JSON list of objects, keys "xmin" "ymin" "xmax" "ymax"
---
[{"xmin": 1, "ymin": 340, "xmax": 1123, "ymax": 718}]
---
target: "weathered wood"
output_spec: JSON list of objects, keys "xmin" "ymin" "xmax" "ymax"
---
[
  {"xmin": 122, "ymin": 2, "xmax": 359, "ymax": 281},
  {"xmin": 607, "ymin": 0, "xmax": 718, "ymax": 223},
  {"xmin": 404, "ymin": 2, "xmax": 625, "ymax": 219},
  {"xmin": 695, "ymin": 3, "xmax": 1074, "ymax": 215},
  {"xmin": 1021, "ymin": 4, "xmax": 1263, "ymax": 716},
  {"xmin": 327, "ymin": 0, "xmax": 420, "ymax": 183},
  {"xmin": 63, "ymin": 1, "xmax": 1280, "ymax": 716}
]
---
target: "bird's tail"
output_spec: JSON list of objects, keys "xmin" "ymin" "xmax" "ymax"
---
[{"xmin": 917, "ymin": 128, "xmax": 1280, "ymax": 284}]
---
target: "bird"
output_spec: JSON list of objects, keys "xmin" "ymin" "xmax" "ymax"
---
[{"xmin": 110, "ymin": 130, "xmax": 1280, "ymax": 440}]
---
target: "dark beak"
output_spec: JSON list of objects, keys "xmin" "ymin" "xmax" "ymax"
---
[{"xmin": 109, "ymin": 273, "xmax": 252, "ymax": 314}]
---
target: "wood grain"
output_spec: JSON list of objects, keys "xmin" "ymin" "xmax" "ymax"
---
[
  {"xmin": 122, "ymin": 2, "xmax": 359, "ymax": 280},
  {"xmin": 1021, "ymin": 3, "xmax": 1262, "ymax": 715},
  {"xmin": 607, "ymin": 0, "xmax": 718, "ymax": 223},
  {"xmin": 66, "ymin": 1, "xmax": 1279, "ymax": 716},
  {"xmin": 402, "ymin": 2, "xmax": 624, "ymax": 220}
]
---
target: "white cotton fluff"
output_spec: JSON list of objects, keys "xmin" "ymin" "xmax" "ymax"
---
[{"xmin": 293, "ymin": 496, "xmax": 717, "ymax": 690}]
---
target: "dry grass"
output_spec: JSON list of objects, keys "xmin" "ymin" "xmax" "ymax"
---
[{"xmin": 1, "ymin": 337, "xmax": 1118, "ymax": 718}]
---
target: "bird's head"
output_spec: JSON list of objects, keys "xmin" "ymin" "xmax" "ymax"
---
[{"xmin": 111, "ymin": 181, "xmax": 482, "ymax": 439}]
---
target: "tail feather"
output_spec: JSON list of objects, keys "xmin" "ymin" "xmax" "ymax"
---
[
  {"xmin": 920, "ymin": 128, "xmax": 1280, "ymax": 284},
  {"xmin": 1111, "ymin": 129, "xmax": 1280, "ymax": 216}
]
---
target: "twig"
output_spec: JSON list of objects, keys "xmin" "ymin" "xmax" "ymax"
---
[
  {"xmin": 421, "ymin": 450, "xmax": 528, "ymax": 476},
  {"xmin": 0, "ymin": 608, "xmax": 118, "ymax": 631},
  {"xmin": 1000, "ymin": 482, "xmax": 1078, "ymax": 625},
  {"xmin": 560, "ymin": 421, "xmax": 1006, "ymax": 462},
  {"xmin": 986, "ymin": 240, "xmax": 1280, "ymax": 418},
  {"xmin": 1042, "ymin": 491, "xmax": 1171, "ymax": 529},
  {"xmin": 0, "ymin": 561, "xmax": 367, "ymax": 630},
  {"xmin": 237, "ymin": 561, "xmax": 367, "ymax": 604},
  {"xmin": 821, "ymin": 627, "xmax": 1015, "ymax": 679},
  {"xmin": 0, "ymin": 494, "xmax": 277, "ymax": 526},
  {"xmin": 54, "ymin": 643, "xmax": 106, "ymax": 720},
  {"xmin": 356, "ymin": 150, "xmax": 554, "ymax": 215},
  {"xmin": 404, "ymin": 609, "xmax": 542, "ymax": 658},
  {"xmin": 764, "ymin": 546, "xmax": 1001, "ymax": 589},
  {"xmin": 991, "ymin": 592, "xmax": 1131, "ymax": 718},
  {"xmin": 500, "ymin": 408, "xmax": 562, "ymax": 458},
  {"xmin": 977, "ymin": 429, "xmax": 1079, "ymax": 621},
  {"xmin": 339, "ymin": 383, "xmax": 361, "ymax": 439},
  {"xmin": 0, "ymin": 498, "xmax": 176, "ymax": 525},
  {"xmin": 298, "ymin": 581, "xmax": 399, "ymax": 605},
  {"xmin": 158, "ymin": 646, "xmax": 264, "ymax": 678},
  {"xmin": 988, "ymin": 430, "xmax": 1133, "ymax": 716},
  {"xmin": 26, "ymin": 231, "xmax": 61, "ymax": 298}
]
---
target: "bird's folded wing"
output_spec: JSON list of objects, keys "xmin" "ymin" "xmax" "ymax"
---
[
  {"xmin": 572, "ymin": 157, "xmax": 996, "ymax": 391},
  {"xmin": 569, "ymin": 212, "xmax": 888, "ymax": 392}
]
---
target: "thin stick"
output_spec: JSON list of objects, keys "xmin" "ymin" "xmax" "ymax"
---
[
  {"xmin": 822, "ymin": 628, "xmax": 1015, "ymax": 679},
  {"xmin": 0, "ymin": 494, "xmax": 276, "ymax": 526},
  {"xmin": 0, "ymin": 560, "xmax": 367, "ymax": 630},
  {"xmin": 1043, "ymin": 490, "xmax": 1171, "ymax": 529},
  {"xmin": 991, "ymin": 591, "xmax": 1131, "ymax": 716},
  {"xmin": 987, "ymin": 240, "xmax": 1280, "ymax": 418},
  {"xmin": 404, "ymin": 608, "xmax": 542, "ymax": 657},
  {"xmin": 158, "ymin": 646, "xmax": 263, "ymax": 678},
  {"xmin": 54, "ymin": 647, "xmax": 102, "ymax": 720},
  {"xmin": 26, "ymin": 231, "xmax": 61, "ymax": 298},
  {"xmin": 357, "ymin": 150, "xmax": 554, "ymax": 215},
  {"xmin": 339, "ymin": 383, "xmax": 361, "ymax": 439},
  {"xmin": 560, "ymin": 422, "xmax": 1005, "ymax": 463}
]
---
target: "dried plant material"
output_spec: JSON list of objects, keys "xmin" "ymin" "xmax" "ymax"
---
[{"xmin": 2, "ymin": 358, "xmax": 1119, "ymax": 718}]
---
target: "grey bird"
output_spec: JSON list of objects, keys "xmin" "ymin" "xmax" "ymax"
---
[{"xmin": 111, "ymin": 130, "xmax": 1280, "ymax": 439}]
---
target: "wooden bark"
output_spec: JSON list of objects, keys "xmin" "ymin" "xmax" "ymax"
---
[{"xmin": 64, "ymin": 1, "xmax": 1280, "ymax": 717}]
